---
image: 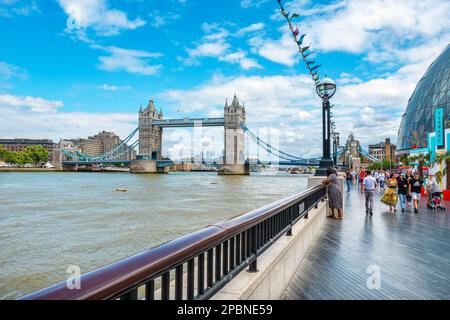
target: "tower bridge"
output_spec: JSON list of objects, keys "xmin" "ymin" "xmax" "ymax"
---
[
  {"xmin": 132, "ymin": 95, "xmax": 247, "ymax": 174},
  {"xmin": 57, "ymin": 95, "xmax": 354, "ymax": 173}
]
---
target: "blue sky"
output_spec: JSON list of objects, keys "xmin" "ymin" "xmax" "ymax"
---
[{"xmin": 0, "ymin": 0, "xmax": 449, "ymax": 158}]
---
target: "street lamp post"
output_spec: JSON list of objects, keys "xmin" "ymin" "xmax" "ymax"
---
[
  {"xmin": 345, "ymin": 150, "xmax": 351, "ymax": 169},
  {"xmin": 315, "ymin": 77, "xmax": 337, "ymax": 176},
  {"xmin": 331, "ymin": 131, "xmax": 339, "ymax": 167}
]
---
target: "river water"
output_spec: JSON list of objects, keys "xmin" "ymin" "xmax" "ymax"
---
[{"xmin": 0, "ymin": 171, "xmax": 309, "ymax": 299}]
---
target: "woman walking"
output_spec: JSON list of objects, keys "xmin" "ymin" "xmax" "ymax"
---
[
  {"xmin": 405, "ymin": 170, "xmax": 413, "ymax": 208},
  {"xmin": 322, "ymin": 167, "xmax": 343, "ymax": 219},
  {"xmin": 397, "ymin": 174, "xmax": 408, "ymax": 212},
  {"xmin": 409, "ymin": 172, "xmax": 424, "ymax": 213},
  {"xmin": 381, "ymin": 173, "xmax": 398, "ymax": 213},
  {"xmin": 359, "ymin": 168, "xmax": 366, "ymax": 193}
]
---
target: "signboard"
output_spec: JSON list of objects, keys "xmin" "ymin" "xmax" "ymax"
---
[{"xmin": 435, "ymin": 108, "xmax": 445, "ymax": 149}]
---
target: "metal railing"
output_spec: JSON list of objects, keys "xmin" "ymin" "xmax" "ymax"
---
[{"xmin": 20, "ymin": 184, "xmax": 326, "ymax": 300}]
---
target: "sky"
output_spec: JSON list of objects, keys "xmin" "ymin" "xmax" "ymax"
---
[{"xmin": 0, "ymin": 0, "xmax": 449, "ymax": 159}]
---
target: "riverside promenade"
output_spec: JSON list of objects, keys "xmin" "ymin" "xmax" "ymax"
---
[{"xmin": 284, "ymin": 186, "xmax": 450, "ymax": 300}]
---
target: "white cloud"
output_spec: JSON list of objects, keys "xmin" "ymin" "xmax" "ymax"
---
[
  {"xmin": 182, "ymin": 23, "xmax": 263, "ymax": 70},
  {"xmin": 0, "ymin": 0, "xmax": 40, "ymax": 17},
  {"xmin": 58, "ymin": 0, "xmax": 145, "ymax": 36},
  {"xmin": 148, "ymin": 10, "xmax": 180, "ymax": 28},
  {"xmin": 249, "ymin": 32, "xmax": 298, "ymax": 66},
  {"xmin": 187, "ymin": 40, "xmax": 230, "ymax": 59},
  {"xmin": 257, "ymin": 0, "xmax": 450, "ymax": 67},
  {"xmin": 94, "ymin": 45, "xmax": 163, "ymax": 75},
  {"xmin": 0, "ymin": 105, "xmax": 136, "ymax": 141},
  {"xmin": 219, "ymin": 51, "xmax": 262, "ymax": 70},
  {"xmin": 240, "ymin": 0, "xmax": 269, "ymax": 8},
  {"xmin": 0, "ymin": 61, "xmax": 28, "ymax": 80},
  {"xmin": 98, "ymin": 84, "xmax": 131, "ymax": 91},
  {"xmin": 236, "ymin": 23, "xmax": 265, "ymax": 37},
  {"xmin": 0, "ymin": 94, "xmax": 63, "ymax": 113}
]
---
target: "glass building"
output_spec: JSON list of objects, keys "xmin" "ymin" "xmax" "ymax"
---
[{"xmin": 397, "ymin": 44, "xmax": 450, "ymax": 152}]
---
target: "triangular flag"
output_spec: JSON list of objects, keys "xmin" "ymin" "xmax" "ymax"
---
[
  {"xmin": 306, "ymin": 59, "xmax": 315, "ymax": 66},
  {"xmin": 310, "ymin": 64, "xmax": 321, "ymax": 72},
  {"xmin": 282, "ymin": 9, "xmax": 290, "ymax": 17},
  {"xmin": 301, "ymin": 45, "xmax": 310, "ymax": 53},
  {"xmin": 303, "ymin": 51, "xmax": 314, "ymax": 58},
  {"xmin": 293, "ymin": 27, "xmax": 299, "ymax": 37},
  {"xmin": 290, "ymin": 13, "xmax": 300, "ymax": 20},
  {"xmin": 296, "ymin": 34, "xmax": 306, "ymax": 46}
]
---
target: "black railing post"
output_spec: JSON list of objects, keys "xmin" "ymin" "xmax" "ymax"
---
[
  {"xmin": 198, "ymin": 253, "xmax": 205, "ymax": 296},
  {"xmin": 287, "ymin": 207, "xmax": 293, "ymax": 236},
  {"xmin": 187, "ymin": 259, "xmax": 195, "ymax": 300},
  {"xmin": 145, "ymin": 279, "xmax": 154, "ymax": 300},
  {"xmin": 248, "ymin": 226, "xmax": 258, "ymax": 273}
]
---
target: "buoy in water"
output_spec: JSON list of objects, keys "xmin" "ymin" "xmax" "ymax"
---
[{"xmin": 116, "ymin": 187, "xmax": 128, "ymax": 192}]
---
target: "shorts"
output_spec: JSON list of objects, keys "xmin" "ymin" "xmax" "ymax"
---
[{"xmin": 412, "ymin": 192, "xmax": 421, "ymax": 200}]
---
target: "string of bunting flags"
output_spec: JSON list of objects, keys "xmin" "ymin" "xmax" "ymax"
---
[{"xmin": 276, "ymin": 0, "xmax": 321, "ymax": 85}]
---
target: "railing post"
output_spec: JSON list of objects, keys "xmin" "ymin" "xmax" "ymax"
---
[
  {"xmin": 287, "ymin": 207, "xmax": 293, "ymax": 236},
  {"xmin": 248, "ymin": 226, "xmax": 258, "ymax": 272}
]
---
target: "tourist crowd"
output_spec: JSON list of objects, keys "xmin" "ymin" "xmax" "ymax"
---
[{"xmin": 345, "ymin": 168, "xmax": 444, "ymax": 215}]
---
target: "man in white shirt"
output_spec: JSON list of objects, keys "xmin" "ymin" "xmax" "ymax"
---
[{"xmin": 362, "ymin": 170, "xmax": 378, "ymax": 215}]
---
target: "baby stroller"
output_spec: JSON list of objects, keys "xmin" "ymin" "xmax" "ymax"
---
[{"xmin": 428, "ymin": 192, "xmax": 446, "ymax": 211}]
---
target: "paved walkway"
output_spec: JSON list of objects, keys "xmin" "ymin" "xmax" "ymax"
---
[{"xmin": 284, "ymin": 185, "xmax": 450, "ymax": 300}]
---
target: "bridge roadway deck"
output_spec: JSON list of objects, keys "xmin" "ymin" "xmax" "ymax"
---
[{"xmin": 284, "ymin": 186, "xmax": 450, "ymax": 300}]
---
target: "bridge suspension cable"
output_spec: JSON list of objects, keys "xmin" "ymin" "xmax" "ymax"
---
[
  {"xmin": 60, "ymin": 127, "xmax": 139, "ymax": 162},
  {"xmin": 241, "ymin": 125, "xmax": 321, "ymax": 161}
]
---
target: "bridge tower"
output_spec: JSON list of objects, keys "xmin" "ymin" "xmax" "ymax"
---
[
  {"xmin": 219, "ymin": 94, "xmax": 249, "ymax": 175},
  {"xmin": 131, "ymin": 99, "xmax": 167, "ymax": 174},
  {"xmin": 138, "ymin": 99, "xmax": 163, "ymax": 160}
]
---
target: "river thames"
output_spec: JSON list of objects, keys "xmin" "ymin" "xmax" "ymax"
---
[{"xmin": 0, "ymin": 171, "xmax": 309, "ymax": 299}]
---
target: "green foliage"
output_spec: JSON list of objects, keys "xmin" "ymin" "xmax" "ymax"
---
[
  {"xmin": 399, "ymin": 155, "xmax": 411, "ymax": 166},
  {"xmin": 368, "ymin": 159, "xmax": 397, "ymax": 170},
  {"xmin": 0, "ymin": 144, "xmax": 48, "ymax": 166},
  {"xmin": 410, "ymin": 152, "xmax": 431, "ymax": 179},
  {"xmin": 0, "ymin": 145, "xmax": 9, "ymax": 161},
  {"xmin": 24, "ymin": 145, "xmax": 49, "ymax": 165},
  {"xmin": 430, "ymin": 151, "xmax": 450, "ymax": 185}
]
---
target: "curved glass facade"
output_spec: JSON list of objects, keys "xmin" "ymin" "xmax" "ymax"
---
[{"xmin": 397, "ymin": 44, "xmax": 450, "ymax": 151}]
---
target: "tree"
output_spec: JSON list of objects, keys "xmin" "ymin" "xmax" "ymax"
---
[
  {"xmin": 430, "ymin": 151, "xmax": 450, "ymax": 189},
  {"xmin": 399, "ymin": 155, "xmax": 411, "ymax": 166},
  {"xmin": 410, "ymin": 152, "xmax": 430, "ymax": 179},
  {"xmin": 24, "ymin": 145, "xmax": 49, "ymax": 166},
  {"xmin": 0, "ymin": 145, "xmax": 11, "ymax": 162},
  {"xmin": 368, "ymin": 159, "xmax": 396, "ymax": 171},
  {"xmin": 8, "ymin": 151, "xmax": 32, "ymax": 165}
]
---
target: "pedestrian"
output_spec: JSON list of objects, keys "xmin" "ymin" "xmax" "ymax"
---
[
  {"xmin": 345, "ymin": 169, "xmax": 352, "ymax": 192},
  {"xmin": 397, "ymin": 174, "xmax": 408, "ymax": 212},
  {"xmin": 322, "ymin": 167, "xmax": 343, "ymax": 220},
  {"xmin": 351, "ymin": 170, "xmax": 357, "ymax": 185},
  {"xmin": 409, "ymin": 172, "xmax": 424, "ymax": 213},
  {"xmin": 406, "ymin": 170, "xmax": 413, "ymax": 208},
  {"xmin": 374, "ymin": 170, "xmax": 380, "ymax": 186},
  {"xmin": 379, "ymin": 170, "xmax": 386, "ymax": 190},
  {"xmin": 362, "ymin": 169, "xmax": 377, "ymax": 216},
  {"xmin": 359, "ymin": 168, "xmax": 366, "ymax": 193},
  {"xmin": 381, "ymin": 173, "xmax": 398, "ymax": 213}
]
